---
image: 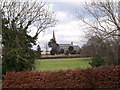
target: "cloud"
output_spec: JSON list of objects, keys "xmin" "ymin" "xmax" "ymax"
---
[
  {"xmin": 44, "ymin": 3, "xmax": 54, "ymax": 12},
  {"xmin": 55, "ymin": 11, "xmax": 68, "ymax": 21},
  {"xmin": 46, "ymin": 0, "xmax": 118, "ymax": 3},
  {"xmin": 46, "ymin": 0, "xmax": 91, "ymax": 2}
]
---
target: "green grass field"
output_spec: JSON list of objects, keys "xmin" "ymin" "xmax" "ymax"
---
[{"xmin": 34, "ymin": 58, "xmax": 91, "ymax": 71}]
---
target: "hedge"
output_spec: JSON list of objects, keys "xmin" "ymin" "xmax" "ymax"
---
[
  {"xmin": 40, "ymin": 55, "xmax": 81, "ymax": 59},
  {"xmin": 2, "ymin": 65, "xmax": 120, "ymax": 88}
]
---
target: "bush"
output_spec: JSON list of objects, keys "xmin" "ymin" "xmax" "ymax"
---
[
  {"xmin": 68, "ymin": 46, "xmax": 74, "ymax": 53},
  {"xmin": 71, "ymin": 50, "xmax": 76, "ymax": 54},
  {"xmin": 40, "ymin": 55, "xmax": 81, "ymax": 59},
  {"xmin": 59, "ymin": 49, "xmax": 64, "ymax": 54},
  {"xmin": 50, "ymin": 49, "xmax": 57, "ymax": 55},
  {"xmin": 65, "ymin": 50, "xmax": 69, "ymax": 55},
  {"xmin": 89, "ymin": 55, "xmax": 105, "ymax": 67},
  {"xmin": 2, "ymin": 65, "xmax": 120, "ymax": 88}
]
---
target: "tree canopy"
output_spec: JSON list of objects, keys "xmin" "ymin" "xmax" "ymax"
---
[{"xmin": 68, "ymin": 46, "xmax": 74, "ymax": 53}]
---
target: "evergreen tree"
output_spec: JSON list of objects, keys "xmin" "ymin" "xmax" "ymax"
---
[
  {"xmin": 59, "ymin": 49, "xmax": 64, "ymax": 54},
  {"xmin": 48, "ymin": 39, "xmax": 56, "ymax": 47},
  {"xmin": 68, "ymin": 46, "xmax": 74, "ymax": 54},
  {"xmin": 50, "ymin": 49, "xmax": 57, "ymax": 55},
  {"xmin": 2, "ymin": 17, "xmax": 36, "ymax": 74},
  {"xmin": 89, "ymin": 55, "xmax": 105, "ymax": 67}
]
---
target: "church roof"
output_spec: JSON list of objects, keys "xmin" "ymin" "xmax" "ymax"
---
[
  {"xmin": 59, "ymin": 44, "xmax": 71, "ymax": 47},
  {"xmin": 59, "ymin": 44, "xmax": 80, "ymax": 51},
  {"xmin": 73, "ymin": 45, "xmax": 80, "ymax": 50}
]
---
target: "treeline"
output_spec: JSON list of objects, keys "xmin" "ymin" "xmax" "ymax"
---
[{"xmin": 80, "ymin": 36, "xmax": 119, "ymax": 66}]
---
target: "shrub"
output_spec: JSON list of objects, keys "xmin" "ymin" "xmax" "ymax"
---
[
  {"xmin": 68, "ymin": 46, "xmax": 74, "ymax": 52},
  {"xmin": 71, "ymin": 50, "xmax": 76, "ymax": 54},
  {"xmin": 2, "ymin": 65, "xmax": 120, "ymax": 88},
  {"xmin": 59, "ymin": 49, "xmax": 64, "ymax": 54},
  {"xmin": 40, "ymin": 55, "xmax": 81, "ymax": 59},
  {"xmin": 89, "ymin": 55, "xmax": 105, "ymax": 67},
  {"xmin": 50, "ymin": 49, "xmax": 57, "ymax": 55},
  {"xmin": 65, "ymin": 50, "xmax": 69, "ymax": 55}
]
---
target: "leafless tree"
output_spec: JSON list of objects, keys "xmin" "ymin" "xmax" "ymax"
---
[
  {"xmin": 76, "ymin": 0, "xmax": 120, "ymax": 64},
  {"xmin": 76, "ymin": 1, "xmax": 119, "ymax": 40},
  {"xmin": 0, "ymin": 0, "xmax": 56, "ymax": 39}
]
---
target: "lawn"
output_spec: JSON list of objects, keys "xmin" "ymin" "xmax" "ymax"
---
[{"xmin": 34, "ymin": 57, "xmax": 91, "ymax": 71}]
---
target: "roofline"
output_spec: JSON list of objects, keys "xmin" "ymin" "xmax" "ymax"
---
[{"xmin": 59, "ymin": 44, "xmax": 71, "ymax": 45}]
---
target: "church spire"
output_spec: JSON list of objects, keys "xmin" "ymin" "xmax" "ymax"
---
[
  {"xmin": 51, "ymin": 30, "xmax": 56, "ymax": 43},
  {"xmin": 53, "ymin": 30, "xmax": 55, "ymax": 40}
]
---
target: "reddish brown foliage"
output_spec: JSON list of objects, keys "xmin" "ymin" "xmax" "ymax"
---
[
  {"xmin": 40, "ymin": 55, "xmax": 82, "ymax": 59},
  {"xmin": 2, "ymin": 65, "xmax": 120, "ymax": 88}
]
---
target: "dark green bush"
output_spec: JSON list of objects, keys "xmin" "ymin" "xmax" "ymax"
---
[
  {"xmin": 65, "ymin": 50, "xmax": 69, "ymax": 55},
  {"xmin": 50, "ymin": 49, "xmax": 58, "ymax": 55},
  {"xmin": 59, "ymin": 49, "xmax": 64, "ymax": 54},
  {"xmin": 89, "ymin": 55, "xmax": 105, "ymax": 67},
  {"xmin": 71, "ymin": 50, "xmax": 76, "ymax": 54}
]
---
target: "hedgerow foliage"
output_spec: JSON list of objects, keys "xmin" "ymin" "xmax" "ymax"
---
[{"xmin": 3, "ymin": 65, "xmax": 120, "ymax": 88}]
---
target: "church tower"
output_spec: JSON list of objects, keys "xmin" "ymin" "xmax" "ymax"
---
[
  {"xmin": 71, "ymin": 42, "xmax": 73, "ymax": 46},
  {"xmin": 52, "ymin": 30, "xmax": 56, "ymax": 42}
]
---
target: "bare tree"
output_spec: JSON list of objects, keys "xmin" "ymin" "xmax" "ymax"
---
[
  {"xmin": 76, "ymin": 0, "xmax": 120, "ymax": 65},
  {"xmin": 0, "ymin": 0, "xmax": 56, "ymax": 39},
  {"xmin": 76, "ymin": 1, "xmax": 119, "ymax": 40}
]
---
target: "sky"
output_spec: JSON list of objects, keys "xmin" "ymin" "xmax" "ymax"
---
[{"xmin": 30, "ymin": 0, "xmax": 93, "ymax": 51}]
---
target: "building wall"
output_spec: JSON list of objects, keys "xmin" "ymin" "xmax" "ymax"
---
[{"xmin": 59, "ymin": 44, "xmax": 80, "ymax": 52}]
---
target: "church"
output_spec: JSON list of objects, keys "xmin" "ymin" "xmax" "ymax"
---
[{"xmin": 50, "ymin": 31, "xmax": 81, "ymax": 53}]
